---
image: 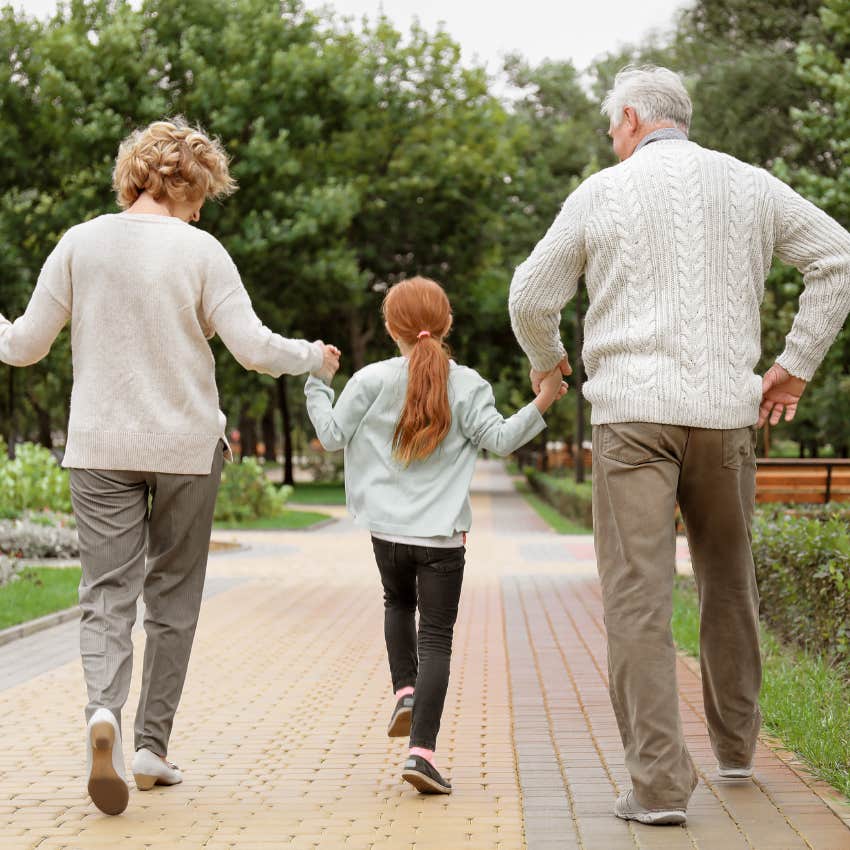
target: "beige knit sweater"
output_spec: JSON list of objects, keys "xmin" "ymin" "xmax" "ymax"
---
[
  {"xmin": 509, "ymin": 139, "xmax": 850, "ymax": 428},
  {"xmin": 0, "ymin": 213, "xmax": 323, "ymax": 473}
]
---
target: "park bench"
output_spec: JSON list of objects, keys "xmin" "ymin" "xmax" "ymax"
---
[{"xmin": 755, "ymin": 458, "xmax": 850, "ymax": 504}]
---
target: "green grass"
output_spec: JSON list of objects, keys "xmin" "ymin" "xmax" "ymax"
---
[
  {"xmin": 214, "ymin": 509, "xmax": 331, "ymax": 530},
  {"xmin": 288, "ymin": 482, "xmax": 346, "ymax": 505},
  {"xmin": 672, "ymin": 575, "xmax": 850, "ymax": 798},
  {"xmin": 0, "ymin": 566, "xmax": 81, "ymax": 630},
  {"xmin": 515, "ymin": 480, "xmax": 592, "ymax": 534}
]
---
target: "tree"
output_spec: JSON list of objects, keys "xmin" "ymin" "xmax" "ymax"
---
[{"xmin": 772, "ymin": 0, "xmax": 850, "ymax": 455}]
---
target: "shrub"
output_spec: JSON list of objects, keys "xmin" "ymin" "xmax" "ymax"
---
[
  {"xmin": 0, "ymin": 555, "xmax": 20, "ymax": 587},
  {"xmin": 215, "ymin": 458, "xmax": 292, "ymax": 524},
  {"xmin": 0, "ymin": 442, "xmax": 72, "ymax": 517},
  {"xmin": 0, "ymin": 515, "xmax": 80, "ymax": 560},
  {"xmin": 301, "ymin": 441, "xmax": 345, "ymax": 483},
  {"xmin": 752, "ymin": 508, "xmax": 850, "ymax": 669},
  {"xmin": 524, "ymin": 467, "xmax": 593, "ymax": 529}
]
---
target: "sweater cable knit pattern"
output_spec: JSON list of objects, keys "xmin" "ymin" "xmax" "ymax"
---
[
  {"xmin": 725, "ymin": 163, "xmax": 758, "ymax": 406},
  {"xmin": 509, "ymin": 140, "xmax": 850, "ymax": 429},
  {"xmin": 661, "ymin": 146, "xmax": 708, "ymax": 402}
]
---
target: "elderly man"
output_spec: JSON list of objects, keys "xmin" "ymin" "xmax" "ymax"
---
[{"xmin": 509, "ymin": 65, "xmax": 850, "ymax": 825}]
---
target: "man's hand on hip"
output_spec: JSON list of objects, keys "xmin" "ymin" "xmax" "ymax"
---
[
  {"xmin": 758, "ymin": 363, "xmax": 807, "ymax": 427},
  {"xmin": 530, "ymin": 355, "xmax": 572, "ymax": 394}
]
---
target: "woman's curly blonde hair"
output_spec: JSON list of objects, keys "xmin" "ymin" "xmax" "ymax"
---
[{"xmin": 112, "ymin": 117, "xmax": 237, "ymax": 209}]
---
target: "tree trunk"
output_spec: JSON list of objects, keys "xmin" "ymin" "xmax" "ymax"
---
[
  {"xmin": 348, "ymin": 307, "xmax": 376, "ymax": 372},
  {"xmin": 261, "ymin": 396, "xmax": 277, "ymax": 463},
  {"xmin": 277, "ymin": 376, "xmax": 294, "ymax": 486},
  {"xmin": 25, "ymin": 389, "xmax": 54, "ymax": 450},
  {"xmin": 574, "ymin": 281, "xmax": 585, "ymax": 485},
  {"xmin": 6, "ymin": 367, "xmax": 16, "ymax": 459},
  {"xmin": 239, "ymin": 413, "xmax": 257, "ymax": 459}
]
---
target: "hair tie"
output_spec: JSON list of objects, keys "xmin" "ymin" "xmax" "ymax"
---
[{"xmin": 417, "ymin": 330, "xmax": 431, "ymax": 340}]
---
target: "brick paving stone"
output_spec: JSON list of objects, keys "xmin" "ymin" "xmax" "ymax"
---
[{"xmin": 0, "ymin": 461, "xmax": 847, "ymax": 849}]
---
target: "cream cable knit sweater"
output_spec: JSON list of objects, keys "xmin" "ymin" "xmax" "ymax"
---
[
  {"xmin": 509, "ymin": 139, "xmax": 850, "ymax": 429},
  {"xmin": 0, "ymin": 213, "xmax": 323, "ymax": 473}
]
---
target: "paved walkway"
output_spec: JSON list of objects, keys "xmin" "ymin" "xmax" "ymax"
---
[{"xmin": 0, "ymin": 461, "xmax": 848, "ymax": 849}]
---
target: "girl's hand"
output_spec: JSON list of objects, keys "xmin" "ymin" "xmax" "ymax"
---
[{"xmin": 534, "ymin": 369, "xmax": 568, "ymax": 414}]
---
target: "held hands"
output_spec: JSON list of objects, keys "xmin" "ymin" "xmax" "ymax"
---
[
  {"xmin": 533, "ymin": 367, "xmax": 569, "ymax": 414},
  {"xmin": 530, "ymin": 354, "xmax": 572, "ymax": 394},
  {"xmin": 757, "ymin": 363, "xmax": 807, "ymax": 427},
  {"xmin": 313, "ymin": 340, "xmax": 342, "ymax": 384}
]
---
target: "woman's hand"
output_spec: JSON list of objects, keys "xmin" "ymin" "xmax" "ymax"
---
[{"xmin": 313, "ymin": 341, "xmax": 341, "ymax": 383}]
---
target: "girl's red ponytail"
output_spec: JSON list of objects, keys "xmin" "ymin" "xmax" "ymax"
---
[{"xmin": 382, "ymin": 277, "xmax": 453, "ymax": 465}]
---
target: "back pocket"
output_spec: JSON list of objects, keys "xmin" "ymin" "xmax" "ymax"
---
[
  {"xmin": 722, "ymin": 427, "xmax": 756, "ymax": 470},
  {"xmin": 600, "ymin": 423, "xmax": 665, "ymax": 465}
]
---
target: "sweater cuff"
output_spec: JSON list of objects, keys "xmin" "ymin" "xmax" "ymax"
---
[
  {"xmin": 528, "ymin": 345, "xmax": 567, "ymax": 374},
  {"xmin": 307, "ymin": 341, "xmax": 325, "ymax": 374},
  {"xmin": 776, "ymin": 346, "xmax": 818, "ymax": 382}
]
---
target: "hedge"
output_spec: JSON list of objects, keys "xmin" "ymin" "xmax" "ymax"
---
[
  {"xmin": 753, "ymin": 506, "xmax": 850, "ymax": 670},
  {"xmin": 523, "ymin": 467, "xmax": 593, "ymax": 529}
]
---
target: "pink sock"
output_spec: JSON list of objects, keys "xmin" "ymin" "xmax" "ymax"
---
[
  {"xmin": 395, "ymin": 686, "xmax": 414, "ymax": 700},
  {"xmin": 409, "ymin": 746, "xmax": 435, "ymax": 767}
]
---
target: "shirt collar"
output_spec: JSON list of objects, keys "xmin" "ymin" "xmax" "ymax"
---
[{"xmin": 634, "ymin": 127, "xmax": 689, "ymax": 153}]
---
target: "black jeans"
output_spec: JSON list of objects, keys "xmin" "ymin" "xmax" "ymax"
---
[{"xmin": 371, "ymin": 537, "xmax": 465, "ymax": 751}]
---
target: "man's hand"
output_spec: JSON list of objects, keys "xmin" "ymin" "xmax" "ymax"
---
[
  {"xmin": 314, "ymin": 340, "xmax": 341, "ymax": 383},
  {"xmin": 530, "ymin": 354, "xmax": 572, "ymax": 394},
  {"xmin": 757, "ymin": 363, "xmax": 807, "ymax": 427}
]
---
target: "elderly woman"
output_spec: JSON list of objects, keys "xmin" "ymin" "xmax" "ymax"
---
[{"xmin": 0, "ymin": 118, "xmax": 340, "ymax": 815}]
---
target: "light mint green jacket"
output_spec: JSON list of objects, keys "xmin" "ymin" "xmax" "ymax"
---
[{"xmin": 305, "ymin": 357, "xmax": 546, "ymax": 537}]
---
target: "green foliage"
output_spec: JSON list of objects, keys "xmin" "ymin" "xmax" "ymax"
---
[
  {"xmin": 214, "ymin": 509, "xmax": 330, "ymax": 530},
  {"xmin": 523, "ymin": 467, "xmax": 594, "ymax": 529},
  {"xmin": 766, "ymin": 0, "xmax": 850, "ymax": 456},
  {"xmin": 1, "ymin": 0, "xmax": 848, "ymax": 463},
  {"xmin": 0, "ymin": 566, "xmax": 81, "ymax": 630},
  {"xmin": 514, "ymin": 479, "xmax": 592, "ymax": 534},
  {"xmin": 214, "ymin": 457, "xmax": 292, "ymax": 523},
  {"xmin": 289, "ymin": 482, "xmax": 347, "ymax": 505},
  {"xmin": 0, "ymin": 443, "xmax": 71, "ymax": 516},
  {"xmin": 752, "ymin": 508, "xmax": 850, "ymax": 666}
]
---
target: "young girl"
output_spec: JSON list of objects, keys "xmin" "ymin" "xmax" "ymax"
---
[{"xmin": 305, "ymin": 276, "xmax": 565, "ymax": 794}]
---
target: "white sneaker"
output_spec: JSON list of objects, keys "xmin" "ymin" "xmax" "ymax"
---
[
  {"xmin": 86, "ymin": 708, "xmax": 129, "ymax": 815},
  {"xmin": 614, "ymin": 789, "xmax": 687, "ymax": 826},
  {"xmin": 132, "ymin": 747, "xmax": 183, "ymax": 790},
  {"xmin": 718, "ymin": 763, "xmax": 754, "ymax": 779}
]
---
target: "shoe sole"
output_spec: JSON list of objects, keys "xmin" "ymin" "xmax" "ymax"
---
[
  {"xmin": 88, "ymin": 721, "xmax": 129, "ymax": 816},
  {"xmin": 387, "ymin": 707, "xmax": 412, "ymax": 737},
  {"xmin": 402, "ymin": 767, "xmax": 451, "ymax": 795},
  {"xmin": 617, "ymin": 809, "xmax": 687, "ymax": 826},
  {"xmin": 719, "ymin": 769, "xmax": 753, "ymax": 779}
]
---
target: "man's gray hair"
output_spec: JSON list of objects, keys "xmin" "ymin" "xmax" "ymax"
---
[{"xmin": 601, "ymin": 65, "xmax": 692, "ymax": 131}]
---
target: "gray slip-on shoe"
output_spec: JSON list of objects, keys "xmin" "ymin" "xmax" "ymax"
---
[
  {"xmin": 718, "ymin": 762, "xmax": 754, "ymax": 779},
  {"xmin": 614, "ymin": 789, "xmax": 686, "ymax": 826}
]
